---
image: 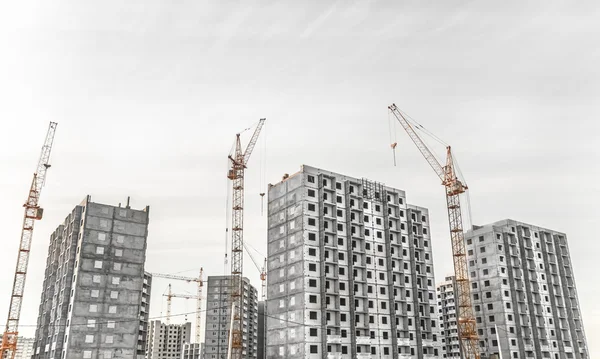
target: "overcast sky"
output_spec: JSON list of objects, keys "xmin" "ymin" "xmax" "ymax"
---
[{"xmin": 0, "ymin": 0, "xmax": 598, "ymax": 355}]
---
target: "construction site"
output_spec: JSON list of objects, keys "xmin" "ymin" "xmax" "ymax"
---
[
  {"xmin": 0, "ymin": 102, "xmax": 590, "ymax": 359},
  {"xmin": 0, "ymin": 3, "xmax": 596, "ymax": 359}
]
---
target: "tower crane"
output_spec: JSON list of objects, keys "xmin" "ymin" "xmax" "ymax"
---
[
  {"xmin": 163, "ymin": 284, "xmax": 203, "ymax": 325},
  {"xmin": 1, "ymin": 122, "xmax": 58, "ymax": 359},
  {"xmin": 388, "ymin": 104, "xmax": 480, "ymax": 359},
  {"xmin": 227, "ymin": 119, "xmax": 265, "ymax": 359},
  {"xmin": 149, "ymin": 268, "xmax": 203, "ymax": 343}
]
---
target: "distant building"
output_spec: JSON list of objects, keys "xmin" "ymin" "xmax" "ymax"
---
[
  {"xmin": 266, "ymin": 165, "xmax": 443, "ymax": 358},
  {"xmin": 0, "ymin": 336, "xmax": 35, "ymax": 359},
  {"xmin": 181, "ymin": 342, "xmax": 204, "ymax": 359},
  {"xmin": 204, "ymin": 275, "xmax": 258, "ymax": 359},
  {"xmin": 139, "ymin": 272, "xmax": 152, "ymax": 358},
  {"xmin": 146, "ymin": 321, "xmax": 191, "ymax": 359},
  {"xmin": 15, "ymin": 336, "xmax": 35, "ymax": 359},
  {"xmin": 466, "ymin": 220, "xmax": 589, "ymax": 359},
  {"xmin": 436, "ymin": 276, "xmax": 460, "ymax": 358},
  {"xmin": 31, "ymin": 196, "xmax": 151, "ymax": 359}
]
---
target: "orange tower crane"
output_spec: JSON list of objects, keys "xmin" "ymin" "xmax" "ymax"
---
[
  {"xmin": 150, "ymin": 268, "xmax": 204, "ymax": 343},
  {"xmin": 227, "ymin": 119, "xmax": 265, "ymax": 359},
  {"xmin": 388, "ymin": 104, "xmax": 480, "ymax": 359},
  {"xmin": 1, "ymin": 122, "xmax": 58, "ymax": 359}
]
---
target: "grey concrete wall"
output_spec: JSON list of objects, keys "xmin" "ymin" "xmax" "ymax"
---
[
  {"xmin": 138, "ymin": 272, "xmax": 151, "ymax": 358},
  {"xmin": 32, "ymin": 206, "xmax": 82, "ymax": 359},
  {"xmin": 266, "ymin": 172, "xmax": 306, "ymax": 359},
  {"xmin": 257, "ymin": 302, "xmax": 266, "ymax": 359}
]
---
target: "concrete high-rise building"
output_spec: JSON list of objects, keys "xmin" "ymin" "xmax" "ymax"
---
[
  {"xmin": 31, "ymin": 196, "xmax": 150, "ymax": 359},
  {"xmin": 465, "ymin": 220, "xmax": 588, "ymax": 359},
  {"xmin": 266, "ymin": 165, "xmax": 442, "ymax": 359},
  {"xmin": 436, "ymin": 276, "xmax": 460, "ymax": 358},
  {"xmin": 0, "ymin": 336, "xmax": 35, "ymax": 359},
  {"xmin": 138, "ymin": 272, "xmax": 152, "ymax": 358},
  {"xmin": 146, "ymin": 321, "xmax": 191, "ymax": 359},
  {"xmin": 204, "ymin": 276, "xmax": 259, "ymax": 359}
]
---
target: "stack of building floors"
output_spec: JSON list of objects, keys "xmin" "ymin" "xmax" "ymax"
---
[
  {"xmin": 437, "ymin": 220, "xmax": 589, "ymax": 359},
  {"xmin": 31, "ymin": 196, "xmax": 151, "ymax": 359},
  {"xmin": 266, "ymin": 165, "xmax": 442, "ymax": 359}
]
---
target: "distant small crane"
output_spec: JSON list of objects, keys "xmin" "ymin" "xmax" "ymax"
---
[
  {"xmin": 163, "ymin": 284, "xmax": 204, "ymax": 324},
  {"xmin": 150, "ymin": 269, "xmax": 204, "ymax": 343}
]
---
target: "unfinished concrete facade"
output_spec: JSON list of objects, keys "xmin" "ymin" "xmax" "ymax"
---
[
  {"xmin": 32, "ymin": 205, "xmax": 83, "ymax": 359},
  {"xmin": 203, "ymin": 276, "xmax": 259, "ymax": 359},
  {"xmin": 465, "ymin": 220, "xmax": 588, "ymax": 359},
  {"xmin": 257, "ymin": 301, "xmax": 266, "ymax": 359},
  {"xmin": 266, "ymin": 165, "xmax": 442, "ymax": 359},
  {"xmin": 436, "ymin": 276, "xmax": 460, "ymax": 358},
  {"xmin": 145, "ymin": 321, "xmax": 191, "ymax": 359},
  {"xmin": 138, "ymin": 272, "xmax": 152, "ymax": 358},
  {"xmin": 31, "ymin": 196, "xmax": 150, "ymax": 359},
  {"xmin": 181, "ymin": 343, "xmax": 203, "ymax": 359}
]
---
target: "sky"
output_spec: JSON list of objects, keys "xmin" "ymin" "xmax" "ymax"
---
[{"xmin": 0, "ymin": 0, "xmax": 598, "ymax": 355}]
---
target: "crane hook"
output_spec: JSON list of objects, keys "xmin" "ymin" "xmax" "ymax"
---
[{"xmin": 390, "ymin": 142, "xmax": 398, "ymax": 166}]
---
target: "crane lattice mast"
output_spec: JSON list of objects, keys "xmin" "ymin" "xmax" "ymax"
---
[
  {"xmin": 150, "ymin": 270, "xmax": 204, "ymax": 343},
  {"xmin": 388, "ymin": 104, "xmax": 480, "ymax": 359},
  {"xmin": 1, "ymin": 122, "xmax": 58, "ymax": 359},
  {"xmin": 227, "ymin": 119, "xmax": 265, "ymax": 359}
]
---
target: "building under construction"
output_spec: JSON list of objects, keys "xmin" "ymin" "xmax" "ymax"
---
[
  {"xmin": 203, "ymin": 276, "xmax": 259, "ymax": 359},
  {"xmin": 436, "ymin": 276, "xmax": 461, "ymax": 358},
  {"xmin": 146, "ymin": 321, "xmax": 191, "ymax": 359},
  {"xmin": 31, "ymin": 196, "xmax": 150, "ymax": 359},
  {"xmin": 464, "ymin": 220, "xmax": 589, "ymax": 359},
  {"xmin": 266, "ymin": 165, "xmax": 442, "ymax": 358}
]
